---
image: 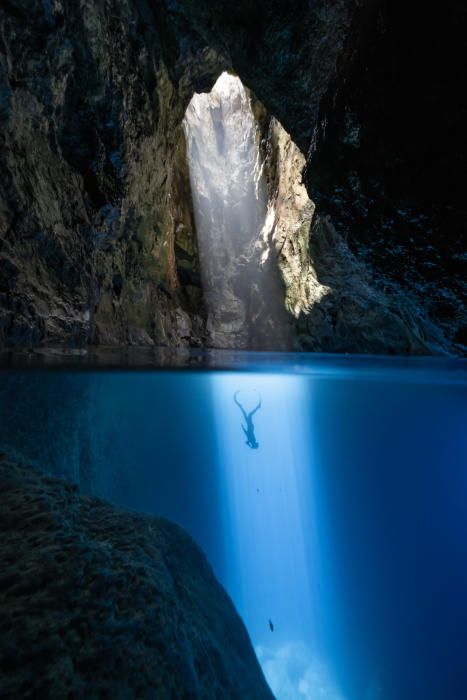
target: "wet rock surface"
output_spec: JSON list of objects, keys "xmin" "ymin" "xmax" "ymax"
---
[
  {"xmin": 0, "ymin": 452, "xmax": 274, "ymax": 699},
  {"xmin": 0, "ymin": 0, "xmax": 465, "ymax": 354}
]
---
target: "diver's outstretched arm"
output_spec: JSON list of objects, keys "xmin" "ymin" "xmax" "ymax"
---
[
  {"xmin": 249, "ymin": 398, "xmax": 262, "ymax": 418},
  {"xmin": 233, "ymin": 391, "xmax": 248, "ymax": 421}
]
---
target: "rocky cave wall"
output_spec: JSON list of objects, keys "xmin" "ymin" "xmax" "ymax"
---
[
  {"xmin": 252, "ymin": 115, "xmax": 449, "ymax": 354},
  {"xmin": 0, "ymin": 0, "xmax": 226, "ymax": 347},
  {"xmin": 0, "ymin": 0, "xmax": 465, "ymax": 353},
  {"xmin": 177, "ymin": 0, "xmax": 467, "ymax": 354},
  {"xmin": 308, "ymin": 0, "xmax": 467, "ymax": 352}
]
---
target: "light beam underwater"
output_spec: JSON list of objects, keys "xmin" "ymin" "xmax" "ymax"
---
[{"xmin": 210, "ymin": 372, "xmax": 345, "ymax": 699}]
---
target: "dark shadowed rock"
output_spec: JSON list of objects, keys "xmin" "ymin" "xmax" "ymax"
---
[{"xmin": 0, "ymin": 453, "xmax": 274, "ymax": 699}]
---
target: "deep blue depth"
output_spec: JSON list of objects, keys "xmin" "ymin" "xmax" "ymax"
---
[{"xmin": 0, "ymin": 357, "xmax": 466, "ymax": 700}]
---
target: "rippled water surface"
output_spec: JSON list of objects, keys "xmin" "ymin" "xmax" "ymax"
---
[{"xmin": 1, "ymin": 353, "xmax": 466, "ymax": 700}]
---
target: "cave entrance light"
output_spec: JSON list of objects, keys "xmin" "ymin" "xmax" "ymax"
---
[{"xmin": 182, "ymin": 72, "xmax": 287, "ymax": 349}]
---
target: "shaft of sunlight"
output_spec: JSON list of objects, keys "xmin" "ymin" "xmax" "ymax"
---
[
  {"xmin": 210, "ymin": 372, "xmax": 346, "ymax": 700},
  {"xmin": 183, "ymin": 72, "xmax": 288, "ymax": 348}
]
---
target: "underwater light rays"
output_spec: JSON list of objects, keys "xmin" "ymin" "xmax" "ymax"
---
[{"xmin": 208, "ymin": 372, "xmax": 344, "ymax": 698}]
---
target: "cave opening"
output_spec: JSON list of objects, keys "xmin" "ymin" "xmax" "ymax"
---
[{"xmin": 182, "ymin": 72, "xmax": 291, "ymax": 350}]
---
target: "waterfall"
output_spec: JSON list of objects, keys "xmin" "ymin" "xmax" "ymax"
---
[{"xmin": 183, "ymin": 72, "xmax": 289, "ymax": 349}]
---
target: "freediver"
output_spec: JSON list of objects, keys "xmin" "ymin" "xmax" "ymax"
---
[{"xmin": 233, "ymin": 390, "xmax": 261, "ymax": 449}]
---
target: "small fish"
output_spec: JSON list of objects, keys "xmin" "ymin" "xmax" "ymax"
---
[{"xmin": 269, "ymin": 619, "xmax": 274, "ymax": 632}]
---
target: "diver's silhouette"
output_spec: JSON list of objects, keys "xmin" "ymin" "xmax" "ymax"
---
[
  {"xmin": 269, "ymin": 619, "xmax": 274, "ymax": 632},
  {"xmin": 233, "ymin": 390, "xmax": 261, "ymax": 449}
]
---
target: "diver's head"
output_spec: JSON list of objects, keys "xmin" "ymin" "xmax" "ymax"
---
[{"xmin": 246, "ymin": 440, "xmax": 259, "ymax": 450}]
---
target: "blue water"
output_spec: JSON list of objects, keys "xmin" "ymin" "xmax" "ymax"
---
[{"xmin": 1, "ymin": 356, "xmax": 466, "ymax": 700}]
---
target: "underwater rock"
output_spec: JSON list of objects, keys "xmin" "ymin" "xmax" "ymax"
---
[{"xmin": 0, "ymin": 453, "xmax": 274, "ymax": 699}]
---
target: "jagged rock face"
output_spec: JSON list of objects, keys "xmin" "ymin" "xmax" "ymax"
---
[
  {"xmin": 176, "ymin": 0, "xmax": 467, "ymax": 354},
  {"xmin": 0, "ymin": 0, "xmax": 225, "ymax": 347},
  {"xmin": 261, "ymin": 119, "xmax": 449, "ymax": 353},
  {"xmin": 0, "ymin": 454, "xmax": 274, "ymax": 699},
  {"xmin": 306, "ymin": 2, "xmax": 467, "ymax": 353},
  {"xmin": 0, "ymin": 0, "xmax": 465, "ymax": 353},
  {"xmin": 176, "ymin": 0, "xmax": 354, "ymax": 156}
]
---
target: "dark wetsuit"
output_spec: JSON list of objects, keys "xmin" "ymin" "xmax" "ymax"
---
[{"xmin": 233, "ymin": 391, "xmax": 261, "ymax": 449}]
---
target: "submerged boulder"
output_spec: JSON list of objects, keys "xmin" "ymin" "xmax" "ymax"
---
[{"xmin": 0, "ymin": 453, "xmax": 274, "ymax": 699}]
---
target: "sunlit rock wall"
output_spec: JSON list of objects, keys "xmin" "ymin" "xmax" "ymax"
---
[
  {"xmin": 0, "ymin": 0, "xmax": 225, "ymax": 347},
  {"xmin": 263, "ymin": 120, "xmax": 449, "ymax": 353}
]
